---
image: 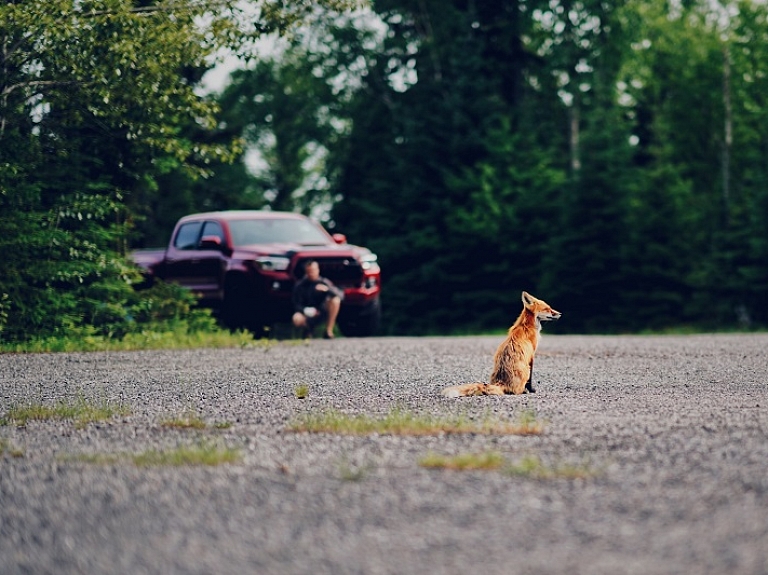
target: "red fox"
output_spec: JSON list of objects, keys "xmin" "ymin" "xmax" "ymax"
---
[{"xmin": 442, "ymin": 292, "xmax": 561, "ymax": 397}]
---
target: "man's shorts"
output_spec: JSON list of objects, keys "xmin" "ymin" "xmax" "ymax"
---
[{"xmin": 304, "ymin": 308, "xmax": 328, "ymax": 329}]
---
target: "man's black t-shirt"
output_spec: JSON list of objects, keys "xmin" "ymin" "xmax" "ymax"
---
[{"xmin": 292, "ymin": 276, "xmax": 344, "ymax": 313}]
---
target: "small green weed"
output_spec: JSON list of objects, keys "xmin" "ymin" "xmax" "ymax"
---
[
  {"xmin": 337, "ymin": 457, "xmax": 374, "ymax": 481},
  {"xmin": 515, "ymin": 410, "xmax": 546, "ymax": 435},
  {"xmin": 61, "ymin": 453, "xmax": 121, "ymax": 465},
  {"xmin": 132, "ymin": 442, "xmax": 241, "ymax": 467},
  {"xmin": 419, "ymin": 452, "xmax": 596, "ymax": 478},
  {"xmin": 419, "ymin": 451, "xmax": 506, "ymax": 471},
  {"xmin": 160, "ymin": 412, "xmax": 207, "ymax": 430},
  {"xmin": 0, "ymin": 438, "xmax": 24, "ymax": 458},
  {"xmin": 506, "ymin": 455, "xmax": 596, "ymax": 479}
]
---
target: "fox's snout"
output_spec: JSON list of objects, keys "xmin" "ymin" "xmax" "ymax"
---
[{"xmin": 541, "ymin": 309, "xmax": 562, "ymax": 321}]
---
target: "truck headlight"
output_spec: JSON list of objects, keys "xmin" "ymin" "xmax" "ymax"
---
[
  {"xmin": 360, "ymin": 253, "xmax": 378, "ymax": 270},
  {"xmin": 255, "ymin": 256, "xmax": 290, "ymax": 271}
]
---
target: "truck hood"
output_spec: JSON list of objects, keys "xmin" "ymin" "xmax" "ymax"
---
[{"xmin": 234, "ymin": 242, "xmax": 370, "ymax": 258}]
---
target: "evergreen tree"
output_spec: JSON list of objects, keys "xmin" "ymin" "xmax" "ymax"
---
[
  {"xmin": 0, "ymin": 0, "xmax": 361, "ymax": 342},
  {"xmin": 332, "ymin": 0, "xmax": 542, "ymax": 333}
]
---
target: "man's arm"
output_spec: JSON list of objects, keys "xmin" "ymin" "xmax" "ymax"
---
[
  {"xmin": 320, "ymin": 278, "xmax": 344, "ymax": 300},
  {"xmin": 293, "ymin": 280, "xmax": 307, "ymax": 312}
]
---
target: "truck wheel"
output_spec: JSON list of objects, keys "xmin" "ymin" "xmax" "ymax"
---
[
  {"xmin": 222, "ymin": 276, "xmax": 266, "ymax": 338},
  {"xmin": 338, "ymin": 298, "xmax": 381, "ymax": 337}
]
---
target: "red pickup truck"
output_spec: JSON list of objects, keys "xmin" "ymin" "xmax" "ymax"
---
[{"xmin": 132, "ymin": 210, "xmax": 381, "ymax": 336}]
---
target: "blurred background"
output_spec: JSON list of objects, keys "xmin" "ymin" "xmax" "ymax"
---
[{"xmin": 2, "ymin": 0, "xmax": 767, "ymax": 341}]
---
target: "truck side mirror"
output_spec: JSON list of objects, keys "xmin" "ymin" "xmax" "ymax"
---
[
  {"xmin": 199, "ymin": 235, "xmax": 223, "ymax": 250},
  {"xmin": 332, "ymin": 233, "xmax": 347, "ymax": 245}
]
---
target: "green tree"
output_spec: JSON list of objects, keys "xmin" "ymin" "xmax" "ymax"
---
[
  {"xmin": 218, "ymin": 55, "xmax": 337, "ymax": 213},
  {"xmin": 0, "ymin": 0, "xmax": 362, "ymax": 342},
  {"xmin": 719, "ymin": 0, "xmax": 768, "ymax": 326},
  {"xmin": 331, "ymin": 0, "xmax": 558, "ymax": 333},
  {"xmin": 617, "ymin": 0, "xmax": 768, "ymax": 329}
]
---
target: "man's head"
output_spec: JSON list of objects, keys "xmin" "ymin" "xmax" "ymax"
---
[{"xmin": 304, "ymin": 260, "xmax": 320, "ymax": 281}]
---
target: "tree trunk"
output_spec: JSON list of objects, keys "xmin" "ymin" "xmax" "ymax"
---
[{"xmin": 721, "ymin": 43, "xmax": 732, "ymax": 226}]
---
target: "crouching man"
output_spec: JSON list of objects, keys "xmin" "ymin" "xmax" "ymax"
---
[{"xmin": 292, "ymin": 260, "xmax": 344, "ymax": 339}]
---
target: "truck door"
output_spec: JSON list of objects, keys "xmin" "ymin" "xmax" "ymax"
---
[
  {"xmin": 191, "ymin": 220, "xmax": 228, "ymax": 299},
  {"xmin": 164, "ymin": 220, "xmax": 226, "ymax": 299},
  {"xmin": 163, "ymin": 221, "xmax": 203, "ymax": 287}
]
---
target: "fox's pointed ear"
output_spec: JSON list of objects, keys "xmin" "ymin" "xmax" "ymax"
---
[{"xmin": 522, "ymin": 291, "xmax": 533, "ymax": 307}]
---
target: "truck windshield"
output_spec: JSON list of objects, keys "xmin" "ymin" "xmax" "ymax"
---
[{"xmin": 228, "ymin": 218, "xmax": 331, "ymax": 247}]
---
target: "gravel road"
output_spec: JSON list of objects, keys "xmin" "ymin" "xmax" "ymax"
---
[{"xmin": 1, "ymin": 333, "xmax": 767, "ymax": 575}]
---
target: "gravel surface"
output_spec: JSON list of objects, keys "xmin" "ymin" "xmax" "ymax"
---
[{"xmin": 1, "ymin": 333, "xmax": 767, "ymax": 575}]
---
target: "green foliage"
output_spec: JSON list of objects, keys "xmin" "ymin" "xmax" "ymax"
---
[
  {"xmin": 0, "ymin": 324, "xmax": 259, "ymax": 353},
  {"xmin": 321, "ymin": 0, "xmax": 768, "ymax": 334},
  {"xmin": 0, "ymin": 0, "xmax": 363, "ymax": 345},
  {"xmin": 332, "ymin": 1, "xmax": 536, "ymax": 334},
  {"xmin": 0, "ymin": 293, "xmax": 8, "ymax": 336},
  {"xmin": 4, "ymin": 0, "xmax": 768, "ymax": 340},
  {"xmin": 0, "ymin": 188, "xmax": 222, "ymax": 342}
]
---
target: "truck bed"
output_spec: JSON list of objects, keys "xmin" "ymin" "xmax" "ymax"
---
[{"xmin": 131, "ymin": 248, "xmax": 165, "ymax": 272}]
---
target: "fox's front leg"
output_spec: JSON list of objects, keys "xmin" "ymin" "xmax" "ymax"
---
[
  {"xmin": 524, "ymin": 358, "xmax": 535, "ymax": 393},
  {"xmin": 509, "ymin": 361, "xmax": 532, "ymax": 395}
]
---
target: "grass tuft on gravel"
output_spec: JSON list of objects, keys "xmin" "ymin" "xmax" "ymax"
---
[
  {"xmin": 419, "ymin": 452, "xmax": 596, "ymax": 478},
  {"xmin": 0, "ymin": 438, "xmax": 24, "ymax": 458},
  {"xmin": 2, "ymin": 398, "xmax": 129, "ymax": 429},
  {"xmin": 506, "ymin": 455, "xmax": 596, "ymax": 479},
  {"xmin": 160, "ymin": 412, "xmax": 208, "ymax": 430},
  {"xmin": 62, "ymin": 453, "xmax": 121, "ymax": 465},
  {"xmin": 289, "ymin": 408, "xmax": 544, "ymax": 436},
  {"xmin": 419, "ymin": 451, "xmax": 506, "ymax": 470},
  {"xmin": 132, "ymin": 442, "xmax": 241, "ymax": 467},
  {"xmin": 61, "ymin": 442, "xmax": 241, "ymax": 467},
  {"xmin": 337, "ymin": 457, "xmax": 375, "ymax": 481}
]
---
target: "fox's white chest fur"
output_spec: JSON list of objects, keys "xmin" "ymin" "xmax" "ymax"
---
[{"xmin": 533, "ymin": 317, "xmax": 542, "ymax": 348}]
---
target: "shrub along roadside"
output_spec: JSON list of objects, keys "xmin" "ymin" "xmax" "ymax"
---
[
  {"xmin": 0, "ymin": 278, "xmax": 264, "ymax": 353},
  {"xmin": 0, "ymin": 325, "xmax": 258, "ymax": 353}
]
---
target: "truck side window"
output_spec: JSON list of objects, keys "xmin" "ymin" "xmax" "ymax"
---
[
  {"xmin": 174, "ymin": 222, "xmax": 203, "ymax": 250},
  {"xmin": 200, "ymin": 221, "xmax": 225, "ymax": 246}
]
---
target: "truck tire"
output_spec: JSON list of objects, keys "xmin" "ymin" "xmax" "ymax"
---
[
  {"xmin": 222, "ymin": 276, "xmax": 266, "ymax": 338},
  {"xmin": 338, "ymin": 298, "xmax": 381, "ymax": 337}
]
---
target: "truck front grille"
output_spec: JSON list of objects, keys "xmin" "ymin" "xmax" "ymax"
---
[{"xmin": 293, "ymin": 257, "xmax": 363, "ymax": 287}]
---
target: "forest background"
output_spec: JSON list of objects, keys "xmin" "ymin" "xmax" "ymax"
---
[{"xmin": 2, "ymin": 0, "xmax": 767, "ymax": 343}]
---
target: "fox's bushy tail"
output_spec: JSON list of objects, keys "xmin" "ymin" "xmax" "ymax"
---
[{"xmin": 441, "ymin": 382, "xmax": 505, "ymax": 397}]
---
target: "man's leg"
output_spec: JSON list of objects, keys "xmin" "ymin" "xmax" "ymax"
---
[
  {"xmin": 292, "ymin": 312, "xmax": 312, "ymax": 338},
  {"xmin": 324, "ymin": 296, "xmax": 341, "ymax": 338}
]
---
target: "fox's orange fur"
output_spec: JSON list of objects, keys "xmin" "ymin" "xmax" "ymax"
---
[{"xmin": 442, "ymin": 292, "xmax": 561, "ymax": 397}]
